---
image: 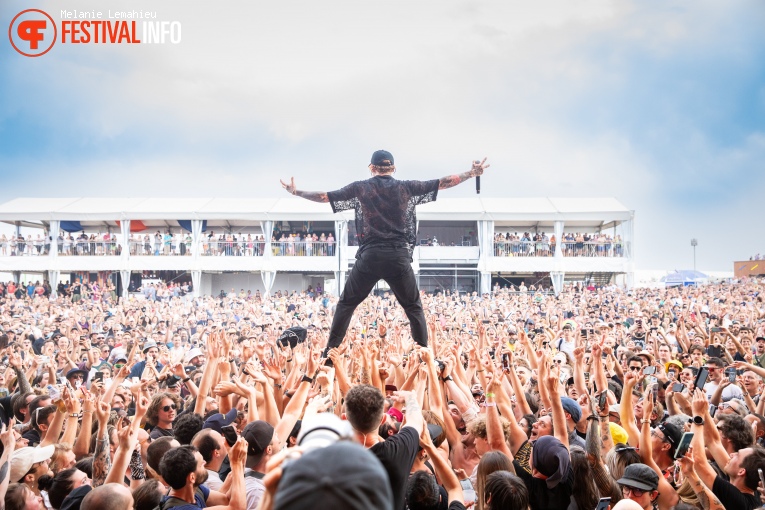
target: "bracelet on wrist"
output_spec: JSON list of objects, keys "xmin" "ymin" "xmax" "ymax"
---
[{"xmin": 301, "ymin": 374, "xmax": 314, "ymax": 384}]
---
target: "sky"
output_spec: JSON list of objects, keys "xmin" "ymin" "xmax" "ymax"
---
[{"xmin": 1, "ymin": 0, "xmax": 764, "ymax": 272}]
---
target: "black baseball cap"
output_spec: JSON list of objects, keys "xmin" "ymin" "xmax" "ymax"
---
[
  {"xmin": 203, "ymin": 408, "xmax": 239, "ymax": 434},
  {"xmin": 657, "ymin": 422, "xmax": 682, "ymax": 456},
  {"xmin": 618, "ymin": 463, "xmax": 659, "ymax": 491},
  {"xmin": 242, "ymin": 420, "xmax": 274, "ymax": 463},
  {"xmin": 370, "ymin": 150, "xmax": 394, "ymax": 167},
  {"xmin": 273, "ymin": 441, "xmax": 392, "ymax": 510}
]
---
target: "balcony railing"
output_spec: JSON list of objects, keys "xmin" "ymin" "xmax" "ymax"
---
[
  {"xmin": 2, "ymin": 240, "xmax": 122, "ymax": 256},
  {"xmin": 129, "ymin": 240, "xmax": 193, "ymax": 256},
  {"xmin": 1, "ymin": 241, "xmax": 50, "ymax": 256},
  {"xmin": 270, "ymin": 241, "xmax": 334, "ymax": 256},
  {"xmin": 493, "ymin": 241, "xmax": 624, "ymax": 258},
  {"xmin": 561, "ymin": 241, "xmax": 624, "ymax": 257},
  {"xmin": 1, "ymin": 239, "xmax": 339, "ymax": 258},
  {"xmin": 494, "ymin": 241, "xmax": 553, "ymax": 257}
]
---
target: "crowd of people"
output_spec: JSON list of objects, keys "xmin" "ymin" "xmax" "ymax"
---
[
  {"xmin": 0, "ymin": 231, "xmax": 338, "ymax": 258},
  {"xmin": 494, "ymin": 232, "xmax": 623, "ymax": 257},
  {"xmin": 0, "ymin": 278, "xmax": 764, "ymax": 510},
  {"xmin": 0, "ymin": 230, "xmax": 630, "ymax": 259},
  {"xmin": 0, "ymin": 281, "xmax": 120, "ymax": 303}
]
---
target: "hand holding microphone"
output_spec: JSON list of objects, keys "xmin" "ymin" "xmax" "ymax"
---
[{"xmin": 472, "ymin": 158, "xmax": 489, "ymax": 195}]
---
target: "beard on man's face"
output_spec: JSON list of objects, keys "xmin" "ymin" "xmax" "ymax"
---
[{"xmin": 194, "ymin": 467, "xmax": 209, "ymax": 487}]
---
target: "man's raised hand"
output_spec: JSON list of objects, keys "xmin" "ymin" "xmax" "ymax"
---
[
  {"xmin": 471, "ymin": 158, "xmax": 490, "ymax": 176},
  {"xmin": 280, "ymin": 177, "xmax": 296, "ymax": 195}
]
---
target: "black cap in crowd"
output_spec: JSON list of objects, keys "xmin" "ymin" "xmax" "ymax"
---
[
  {"xmin": 273, "ymin": 441, "xmax": 393, "ymax": 510},
  {"xmin": 618, "ymin": 463, "xmax": 659, "ymax": 491}
]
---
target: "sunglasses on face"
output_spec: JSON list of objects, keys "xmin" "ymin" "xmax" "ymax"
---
[
  {"xmin": 629, "ymin": 366, "xmax": 642, "ymax": 371},
  {"xmin": 161, "ymin": 404, "xmax": 177, "ymax": 412},
  {"xmin": 621, "ymin": 486, "xmax": 649, "ymax": 497}
]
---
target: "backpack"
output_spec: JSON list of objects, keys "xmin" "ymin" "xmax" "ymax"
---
[
  {"xmin": 153, "ymin": 486, "xmax": 207, "ymax": 510},
  {"xmin": 154, "ymin": 496, "xmax": 199, "ymax": 510}
]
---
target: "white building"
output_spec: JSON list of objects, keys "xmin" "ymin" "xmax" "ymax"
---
[{"xmin": 0, "ymin": 197, "xmax": 634, "ymax": 297}]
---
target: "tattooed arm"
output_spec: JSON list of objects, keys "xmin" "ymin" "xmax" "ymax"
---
[
  {"xmin": 280, "ymin": 177, "xmax": 329, "ymax": 203},
  {"xmin": 677, "ymin": 453, "xmax": 725, "ymax": 510},
  {"xmin": 586, "ymin": 412, "xmax": 621, "ymax": 502},
  {"xmin": 438, "ymin": 158, "xmax": 489, "ymax": 190},
  {"xmin": 92, "ymin": 401, "xmax": 112, "ymax": 487},
  {"xmin": 0, "ymin": 420, "xmax": 16, "ymax": 506},
  {"xmin": 8, "ymin": 353, "xmax": 32, "ymax": 395}
]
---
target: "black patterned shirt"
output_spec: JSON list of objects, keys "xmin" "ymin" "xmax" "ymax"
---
[{"xmin": 328, "ymin": 175, "xmax": 438, "ymax": 256}]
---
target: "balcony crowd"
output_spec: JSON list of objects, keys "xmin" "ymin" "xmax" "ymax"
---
[
  {"xmin": 494, "ymin": 231, "xmax": 624, "ymax": 257},
  {"xmin": 0, "ymin": 231, "xmax": 336, "ymax": 257}
]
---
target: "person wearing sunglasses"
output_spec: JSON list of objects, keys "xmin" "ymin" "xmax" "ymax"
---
[
  {"xmin": 616, "ymin": 463, "xmax": 659, "ymax": 509},
  {"xmin": 626, "ymin": 356, "xmax": 646, "ymax": 379},
  {"xmin": 147, "ymin": 393, "xmax": 180, "ymax": 440}
]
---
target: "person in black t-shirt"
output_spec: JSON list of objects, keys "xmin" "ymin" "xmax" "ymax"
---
[
  {"xmin": 343, "ymin": 384, "xmax": 423, "ymax": 510},
  {"xmin": 407, "ymin": 422, "xmax": 466, "ymax": 510},
  {"xmin": 690, "ymin": 388, "xmax": 765, "ymax": 510},
  {"xmin": 281, "ymin": 150, "xmax": 489, "ymax": 359}
]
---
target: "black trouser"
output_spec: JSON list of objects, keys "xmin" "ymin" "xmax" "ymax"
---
[{"xmin": 324, "ymin": 246, "xmax": 428, "ymax": 361}]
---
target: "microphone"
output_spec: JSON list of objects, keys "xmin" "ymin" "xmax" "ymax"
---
[{"xmin": 475, "ymin": 160, "xmax": 481, "ymax": 194}]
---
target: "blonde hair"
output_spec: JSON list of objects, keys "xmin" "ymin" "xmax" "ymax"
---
[{"xmin": 49, "ymin": 443, "xmax": 74, "ymax": 474}]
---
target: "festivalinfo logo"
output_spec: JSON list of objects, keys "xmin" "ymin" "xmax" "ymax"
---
[{"xmin": 9, "ymin": 8, "xmax": 182, "ymax": 57}]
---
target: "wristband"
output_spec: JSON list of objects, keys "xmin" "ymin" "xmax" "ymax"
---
[
  {"xmin": 476, "ymin": 369, "xmax": 485, "ymax": 373},
  {"xmin": 129, "ymin": 448, "xmax": 146, "ymax": 480},
  {"xmin": 641, "ymin": 419, "xmax": 651, "ymax": 424},
  {"xmin": 485, "ymin": 392, "xmax": 496, "ymax": 398},
  {"xmin": 442, "ymin": 375, "xmax": 453, "ymax": 382},
  {"xmin": 182, "ymin": 377, "xmax": 190, "ymax": 382},
  {"xmin": 483, "ymin": 402, "xmax": 496, "ymax": 407},
  {"xmin": 69, "ymin": 413, "xmax": 81, "ymax": 418},
  {"xmin": 301, "ymin": 374, "xmax": 314, "ymax": 384}
]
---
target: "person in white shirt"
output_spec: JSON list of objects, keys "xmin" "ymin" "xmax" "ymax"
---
[
  {"xmin": 704, "ymin": 357, "xmax": 744, "ymax": 402},
  {"xmin": 192, "ymin": 428, "xmax": 229, "ymax": 491}
]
